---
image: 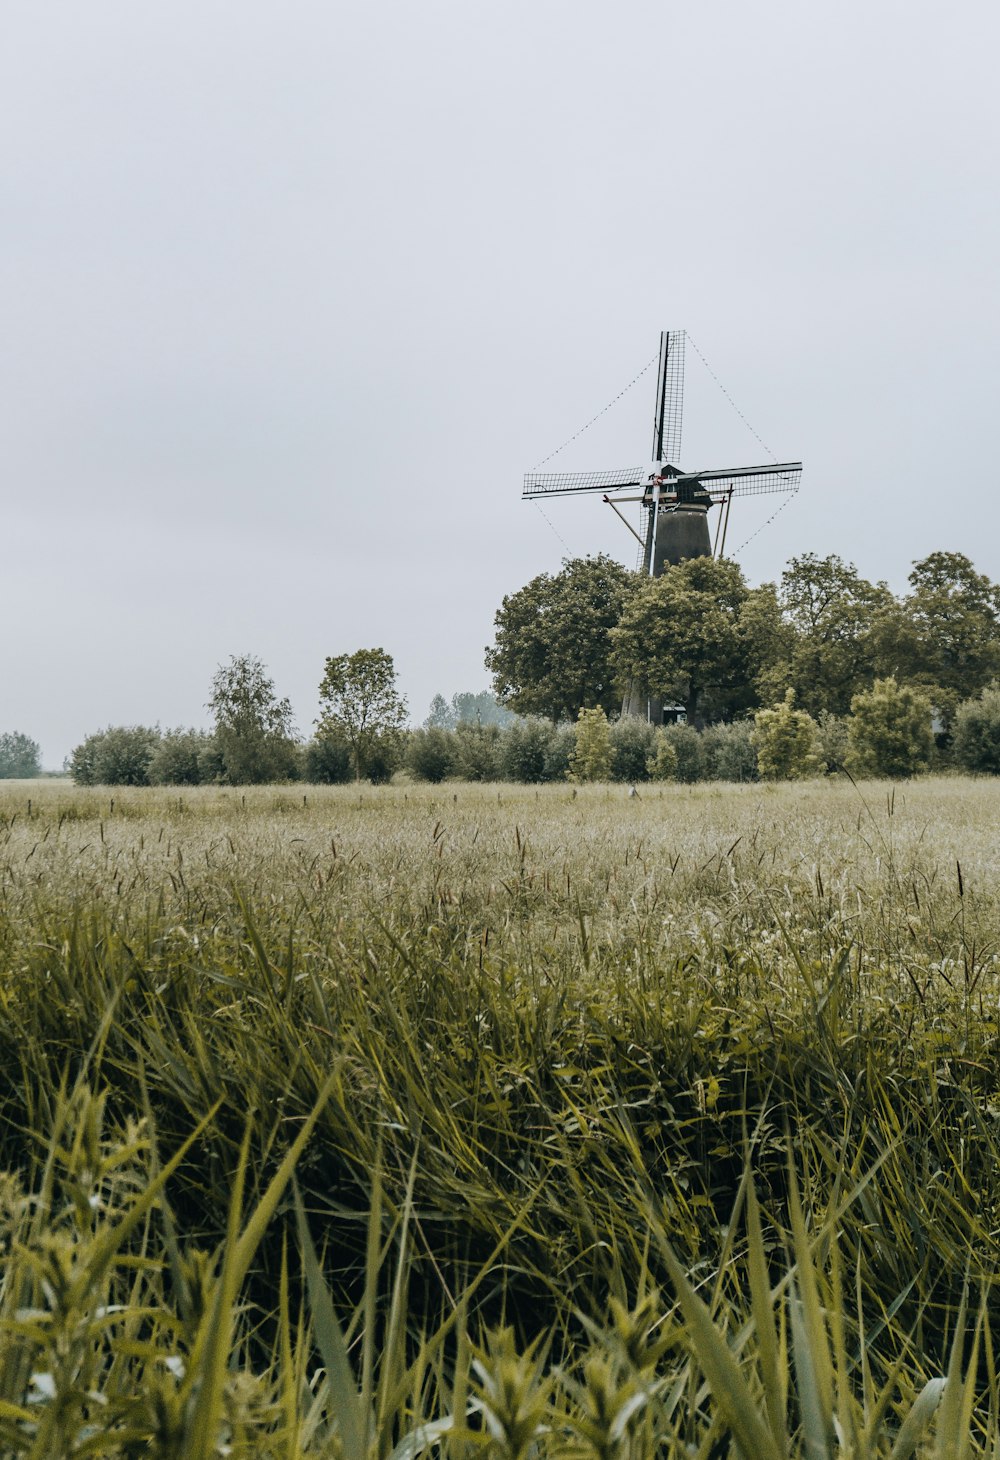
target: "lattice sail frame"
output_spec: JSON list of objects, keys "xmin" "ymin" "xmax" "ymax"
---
[{"xmin": 523, "ymin": 463, "xmax": 802, "ymax": 500}]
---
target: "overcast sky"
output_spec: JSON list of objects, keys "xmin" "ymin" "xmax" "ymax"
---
[{"xmin": 2, "ymin": 1, "xmax": 998, "ymax": 766}]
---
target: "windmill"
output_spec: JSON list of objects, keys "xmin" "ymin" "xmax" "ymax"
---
[
  {"xmin": 522, "ymin": 330, "xmax": 801, "ymax": 574},
  {"xmin": 521, "ymin": 330, "xmax": 802, "ymax": 721}
]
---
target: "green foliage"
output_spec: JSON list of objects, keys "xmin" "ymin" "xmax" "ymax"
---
[
  {"xmin": 452, "ymin": 721, "xmax": 501, "ymax": 780},
  {"xmin": 487, "ymin": 556, "xmax": 636, "ymax": 722},
  {"xmin": 304, "ymin": 732, "xmax": 354, "ymax": 784},
  {"xmin": 208, "ymin": 654, "xmax": 298, "ymax": 785},
  {"xmin": 776, "ymin": 553, "xmax": 893, "ymax": 716},
  {"xmin": 646, "ymin": 728, "xmax": 679, "ymax": 780},
  {"xmin": 611, "ymin": 557, "xmax": 749, "ymax": 726},
  {"xmin": 896, "ymin": 551, "xmax": 1000, "ymax": 705},
  {"xmin": 847, "ymin": 677, "xmax": 934, "ymax": 778},
  {"xmin": 816, "ymin": 709, "xmax": 850, "ymax": 773},
  {"xmin": 424, "ymin": 692, "xmax": 455, "ymax": 730},
  {"xmin": 317, "ymin": 648, "xmax": 407, "ymax": 783},
  {"xmin": 608, "ymin": 716, "xmax": 656, "ymax": 782},
  {"xmin": 147, "ymin": 727, "xmax": 218, "ymax": 785},
  {"xmin": 701, "ymin": 719, "xmax": 759, "ymax": 781},
  {"xmin": 951, "ymin": 684, "xmax": 1000, "ymax": 774},
  {"xmin": 406, "ymin": 727, "xmax": 456, "ymax": 783},
  {"xmin": 753, "ymin": 690, "xmax": 825, "ymax": 780},
  {"xmin": 452, "ymin": 689, "xmax": 515, "ymax": 727},
  {"xmin": 69, "ymin": 725, "xmax": 160, "ymax": 786},
  {"xmin": 0, "ymin": 780, "xmax": 999, "ymax": 1450},
  {"xmin": 501, "ymin": 718, "xmax": 561, "ymax": 783},
  {"xmin": 567, "ymin": 706, "xmax": 613, "ymax": 783},
  {"xmin": 660, "ymin": 722, "xmax": 705, "ymax": 782},
  {"xmin": 0, "ymin": 730, "xmax": 41, "ymax": 778}
]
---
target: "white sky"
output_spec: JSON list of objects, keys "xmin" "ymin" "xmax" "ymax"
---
[{"xmin": 2, "ymin": 1, "xmax": 998, "ymax": 767}]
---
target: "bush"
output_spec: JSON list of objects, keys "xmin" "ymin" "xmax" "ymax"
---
[
  {"xmin": 147, "ymin": 729, "xmax": 216, "ymax": 786},
  {"xmin": 609, "ymin": 718, "xmax": 657, "ymax": 782},
  {"xmin": 647, "ymin": 729, "xmax": 678, "ymax": 781},
  {"xmin": 69, "ymin": 726, "xmax": 160, "ymax": 786},
  {"xmin": 543, "ymin": 725, "xmax": 576, "ymax": 782},
  {"xmin": 752, "ymin": 691, "xmax": 824, "ymax": 780},
  {"xmin": 702, "ymin": 721, "xmax": 758, "ymax": 782},
  {"xmin": 816, "ymin": 710, "xmax": 850, "ymax": 773},
  {"xmin": 847, "ymin": 677, "xmax": 933, "ymax": 779},
  {"xmin": 303, "ymin": 734, "xmax": 354, "ymax": 784},
  {"xmin": 405, "ymin": 727, "xmax": 456, "ymax": 783},
  {"xmin": 0, "ymin": 731, "xmax": 41, "ymax": 779},
  {"xmin": 568, "ymin": 707, "xmax": 613, "ymax": 783},
  {"xmin": 501, "ymin": 718, "xmax": 560, "ymax": 782},
  {"xmin": 661, "ymin": 723, "xmax": 706, "ymax": 783},
  {"xmin": 452, "ymin": 723, "xmax": 500, "ymax": 781},
  {"xmin": 951, "ymin": 685, "xmax": 1000, "ymax": 774}
]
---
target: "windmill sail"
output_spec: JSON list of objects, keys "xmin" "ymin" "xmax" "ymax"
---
[
  {"xmin": 522, "ymin": 467, "xmax": 645, "ymax": 498},
  {"xmin": 652, "ymin": 330, "xmax": 685, "ymax": 466}
]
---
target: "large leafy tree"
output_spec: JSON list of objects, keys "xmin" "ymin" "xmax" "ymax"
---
[
  {"xmin": 486, "ymin": 556, "xmax": 636, "ymax": 722},
  {"xmin": 610, "ymin": 556, "xmax": 750, "ymax": 726},
  {"xmin": 775, "ymin": 553, "xmax": 893, "ymax": 716},
  {"xmin": 208, "ymin": 654, "xmax": 298, "ymax": 784},
  {"xmin": 887, "ymin": 552, "xmax": 1000, "ymax": 710},
  {"xmin": 317, "ymin": 648, "xmax": 407, "ymax": 782}
]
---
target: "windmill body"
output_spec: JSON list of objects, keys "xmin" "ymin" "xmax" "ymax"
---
[{"xmin": 522, "ymin": 330, "xmax": 802, "ymax": 722}]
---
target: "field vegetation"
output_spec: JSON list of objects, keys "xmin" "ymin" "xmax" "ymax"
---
[{"xmin": 1, "ymin": 777, "xmax": 1000, "ymax": 1452}]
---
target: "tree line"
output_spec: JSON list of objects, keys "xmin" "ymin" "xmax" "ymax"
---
[{"xmin": 11, "ymin": 546, "xmax": 1000, "ymax": 786}]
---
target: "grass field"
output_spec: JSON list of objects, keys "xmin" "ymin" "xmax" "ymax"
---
[{"xmin": 1, "ymin": 775, "xmax": 1000, "ymax": 1454}]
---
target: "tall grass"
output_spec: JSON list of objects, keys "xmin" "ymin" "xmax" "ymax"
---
[{"xmin": 0, "ymin": 777, "xmax": 999, "ymax": 1451}]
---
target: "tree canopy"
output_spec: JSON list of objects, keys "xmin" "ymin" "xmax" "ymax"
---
[{"xmin": 486, "ymin": 556, "xmax": 635, "ymax": 722}]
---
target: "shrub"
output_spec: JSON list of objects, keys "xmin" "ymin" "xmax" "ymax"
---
[
  {"xmin": 147, "ymin": 729, "xmax": 216, "ymax": 786},
  {"xmin": 647, "ymin": 729, "xmax": 679, "ymax": 780},
  {"xmin": 501, "ymin": 718, "xmax": 560, "ymax": 782},
  {"xmin": 568, "ymin": 707, "xmax": 613, "ymax": 783},
  {"xmin": 405, "ymin": 727, "xmax": 456, "ymax": 783},
  {"xmin": 543, "ymin": 725, "xmax": 576, "ymax": 781},
  {"xmin": 847, "ymin": 677, "xmax": 933, "ymax": 778},
  {"xmin": 0, "ymin": 731, "xmax": 41, "ymax": 779},
  {"xmin": 702, "ymin": 721, "xmax": 758, "ymax": 782},
  {"xmin": 69, "ymin": 726, "xmax": 160, "ymax": 786},
  {"xmin": 609, "ymin": 718, "xmax": 656, "ymax": 782},
  {"xmin": 952, "ymin": 685, "xmax": 1000, "ymax": 773},
  {"xmin": 816, "ymin": 710, "xmax": 850, "ymax": 773},
  {"xmin": 304, "ymin": 734, "xmax": 354, "ymax": 784},
  {"xmin": 661, "ymin": 723, "xmax": 705, "ymax": 782},
  {"xmin": 452, "ymin": 723, "xmax": 500, "ymax": 781},
  {"xmin": 752, "ymin": 691, "xmax": 824, "ymax": 780}
]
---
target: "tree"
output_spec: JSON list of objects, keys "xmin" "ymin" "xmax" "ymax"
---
[
  {"xmin": 752, "ymin": 690, "xmax": 824, "ymax": 780},
  {"xmin": 610, "ymin": 557, "xmax": 749, "ymax": 727},
  {"xmin": 0, "ymin": 731, "xmax": 41, "ymax": 779},
  {"xmin": 424, "ymin": 694, "xmax": 455, "ymax": 730},
  {"xmin": 451, "ymin": 691, "xmax": 515, "ymax": 728},
  {"xmin": 487, "ymin": 556, "xmax": 636, "ymax": 722},
  {"xmin": 776, "ymin": 554, "xmax": 892, "ymax": 716},
  {"xmin": 567, "ymin": 707, "xmax": 612, "ymax": 782},
  {"xmin": 951, "ymin": 685, "xmax": 1000, "ymax": 774},
  {"xmin": 317, "ymin": 648, "xmax": 407, "ymax": 782},
  {"xmin": 882, "ymin": 552, "xmax": 1000, "ymax": 711},
  {"xmin": 208, "ymin": 655, "xmax": 298, "ymax": 784},
  {"xmin": 847, "ymin": 677, "xmax": 933, "ymax": 779},
  {"xmin": 69, "ymin": 726, "xmax": 160, "ymax": 786}
]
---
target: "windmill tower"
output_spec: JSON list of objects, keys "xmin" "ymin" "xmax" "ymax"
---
[{"xmin": 521, "ymin": 330, "xmax": 802, "ymax": 721}]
